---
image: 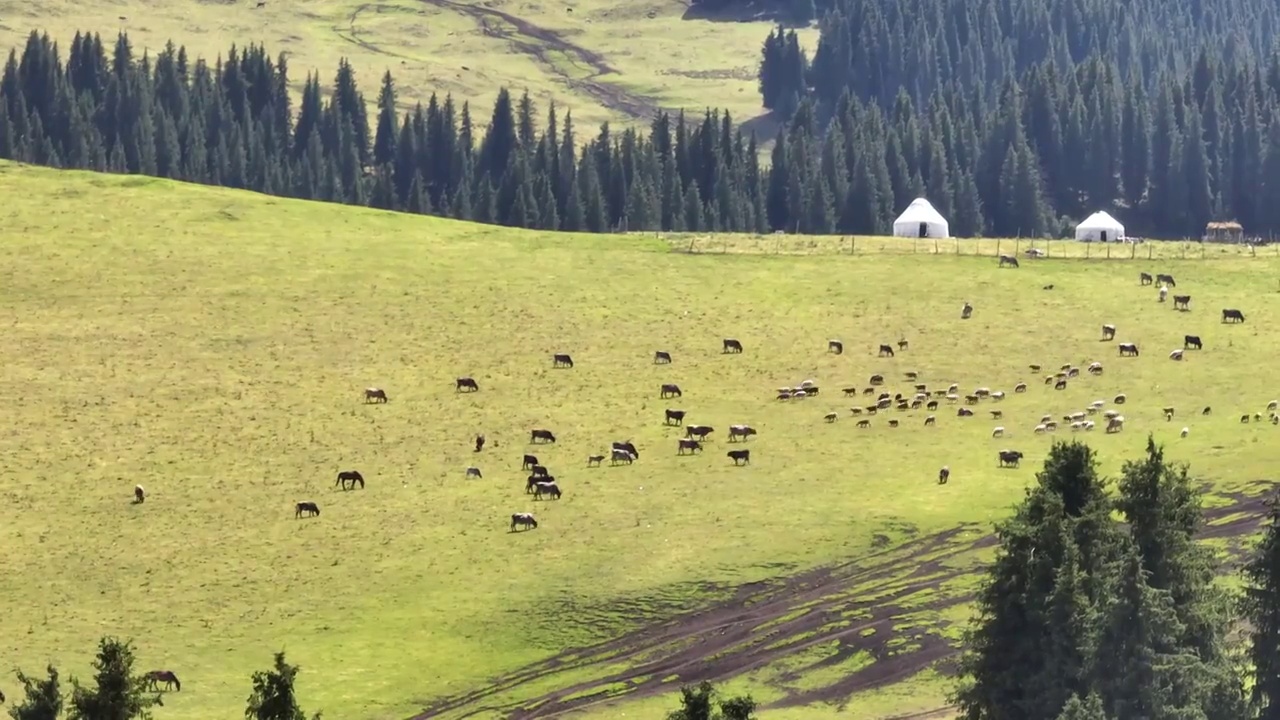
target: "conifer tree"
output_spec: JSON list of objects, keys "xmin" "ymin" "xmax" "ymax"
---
[{"xmin": 1242, "ymin": 494, "xmax": 1280, "ymax": 719}]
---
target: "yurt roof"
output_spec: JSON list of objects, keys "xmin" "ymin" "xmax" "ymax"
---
[
  {"xmin": 1077, "ymin": 211, "xmax": 1124, "ymax": 229},
  {"xmin": 895, "ymin": 198, "xmax": 947, "ymax": 224}
]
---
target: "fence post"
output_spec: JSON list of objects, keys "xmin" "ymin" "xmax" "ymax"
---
[
  {"xmin": 997, "ymin": 239, "xmax": 1002, "ymax": 258},
  {"xmin": 1130, "ymin": 242, "xmax": 1136, "ymax": 259},
  {"xmin": 1106, "ymin": 243, "xmax": 1110, "ymax": 259}
]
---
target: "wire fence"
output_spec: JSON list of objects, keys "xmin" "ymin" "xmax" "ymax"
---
[{"xmin": 654, "ymin": 232, "xmax": 1280, "ymax": 260}]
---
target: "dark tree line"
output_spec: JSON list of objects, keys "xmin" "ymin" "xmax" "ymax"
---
[{"xmin": 954, "ymin": 437, "xmax": 1280, "ymax": 720}]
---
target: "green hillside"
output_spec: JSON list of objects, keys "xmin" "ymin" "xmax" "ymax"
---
[{"xmin": 0, "ymin": 161, "xmax": 1276, "ymax": 720}]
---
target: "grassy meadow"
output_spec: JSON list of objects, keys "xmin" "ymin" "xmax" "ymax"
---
[
  {"xmin": 1, "ymin": 160, "xmax": 1279, "ymax": 720},
  {"xmin": 0, "ymin": 0, "xmax": 816, "ymax": 136}
]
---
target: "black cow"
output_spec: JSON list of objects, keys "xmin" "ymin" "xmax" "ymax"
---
[
  {"xmin": 727, "ymin": 449, "xmax": 750, "ymax": 465},
  {"xmin": 677, "ymin": 439, "xmax": 702, "ymax": 455},
  {"xmin": 553, "ymin": 353, "xmax": 575, "ymax": 368},
  {"xmin": 522, "ymin": 454, "xmax": 538, "ymax": 470},
  {"xmin": 530, "ymin": 429, "xmax": 557, "ymax": 443},
  {"xmin": 654, "ymin": 350, "xmax": 672, "ymax": 364},
  {"xmin": 664, "ymin": 409, "xmax": 686, "ymax": 425},
  {"xmin": 998, "ymin": 450, "xmax": 1024, "ymax": 468},
  {"xmin": 455, "ymin": 376, "xmax": 479, "ymax": 392},
  {"xmin": 723, "ymin": 338, "xmax": 743, "ymax": 353},
  {"xmin": 1184, "ymin": 334, "xmax": 1202, "ymax": 350},
  {"xmin": 878, "ymin": 344, "xmax": 895, "ymax": 357},
  {"xmin": 612, "ymin": 441, "xmax": 640, "ymax": 459},
  {"xmin": 660, "ymin": 383, "xmax": 683, "ymax": 398},
  {"xmin": 1222, "ymin": 308, "xmax": 1246, "ymax": 323}
]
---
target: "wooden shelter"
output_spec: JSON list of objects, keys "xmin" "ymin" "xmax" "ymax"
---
[{"xmin": 1205, "ymin": 221, "xmax": 1244, "ymax": 243}]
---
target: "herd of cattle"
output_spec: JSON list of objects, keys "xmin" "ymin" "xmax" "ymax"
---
[{"xmin": 286, "ymin": 266, "xmax": 1271, "ymax": 532}]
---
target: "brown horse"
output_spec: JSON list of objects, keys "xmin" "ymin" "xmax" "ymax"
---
[
  {"xmin": 335, "ymin": 471, "xmax": 364, "ymax": 490},
  {"xmin": 145, "ymin": 670, "xmax": 181, "ymax": 691},
  {"xmin": 295, "ymin": 502, "xmax": 320, "ymax": 518}
]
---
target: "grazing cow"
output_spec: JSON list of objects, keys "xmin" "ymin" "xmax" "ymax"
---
[
  {"xmin": 722, "ymin": 338, "xmax": 743, "ymax": 353},
  {"xmin": 654, "ymin": 350, "xmax": 672, "ymax": 364},
  {"xmin": 144, "ymin": 671, "xmax": 181, "ymax": 692},
  {"xmin": 295, "ymin": 502, "xmax": 320, "ymax": 518},
  {"xmin": 1169, "ymin": 349, "xmax": 1184, "ymax": 361},
  {"xmin": 829, "ymin": 340, "xmax": 844, "ymax": 354},
  {"xmin": 522, "ymin": 454, "xmax": 539, "ymax": 470},
  {"xmin": 857, "ymin": 419, "xmax": 871, "ymax": 428},
  {"xmin": 992, "ymin": 426, "xmax": 1005, "ymax": 438},
  {"xmin": 938, "ymin": 466, "xmax": 950, "ymax": 484},
  {"xmin": 1119, "ymin": 343, "xmax": 1139, "ymax": 357},
  {"xmin": 533, "ymin": 482, "xmax": 562, "ymax": 500},
  {"xmin": 869, "ymin": 374, "xmax": 885, "ymax": 385},
  {"xmin": 898, "ymin": 339, "xmax": 909, "ymax": 351},
  {"xmin": 685, "ymin": 425, "xmax": 714, "ymax": 441},
  {"xmin": 924, "ymin": 415, "xmax": 936, "ymax": 426},
  {"xmin": 456, "ymin": 376, "xmax": 479, "ymax": 392},
  {"xmin": 878, "ymin": 344, "xmax": 895, "ymax": 357},
  {"xmin": 1185, "ymin": 335, "xmax": 1202, "ymax": 350},
  {"xmin": 842, "ymin": 386, "xmax": 859, "ymax": 396},
  {"xmin": 553, "ymin": 353, "xmax": 575, "ymax": 368},
  {"xmin": 665, "ymin": 409, "xmax": 686, "ymax": 425},
  {"xmin": 1222, "ymin": 308, "xmax": 1246, "ymax": 323},
  {"xmin": 610, "ymin": 448, "xmax": 635, "ymax": 465},
  {"xmin": 1029, "ymin": 364, "xmax": 1041, "ymax": 372},
  {"xmin": 364, "ymin": 387, "xmax": 388, "ymax": 403},
  {"xmin": 728, "ymin": 425, "xmax": 757, "ymax": 441},
  {"xmin": 530, "ymin": 429, "xmax": 557, "ymax": 443},
  {"xmin": 1114, "ymin": 393, "xmax": 1127, "ymax": 404},
  {"xmin": 677, "ymin": 438, "xmax": 703, "ymax": 455},
  {"xmin": 526, "ymin": 474, "xmax": 555, "ymax": 492},
  {"xmin": 927, "ymin": 400, "xmax": 940, "ymax": 411},
  {"xmin": 1107, "ymin": 416, "xmax": 1125, "ymax": 433},
  {"xmin": 727, "ymin": 449, "xmax": 751, "ymax": 465},
  {"xmin": 612, "ymin": 441, "xmax": 640, "ymax": 459},
  {"xmin": 510, "ymin": 513, "xmax": 538, "ymax": 531},
  {"xmin": 134, "ymin": 485, "xmax": 145, "ymax": 503},
  {"xmin": 1102, "ymin": 324, "xmax": 1116, "ymax": 341},
  {"xmin": 961, "ymin": 302, "xmax": 974, "ymax": 320},
  {"xmin": 888, "ymin": 419, "xmax": 900, "ymax": 428},
  {"xmin": 999, "ymin": 254, "xmax": 1019, "ymax": 268},
  {"xmin": 1202, "ymin": 406, "xmax": 1212, "ymax": 415},
  {"xmin": 336, "ymin": 470, "xmax": 365, "ymax": 490},
  {"xmin": 587, "ymin": 455, "xmax": 604, "ymax": 467},
  {"xmin": 998, "ymin": 450, "xmax": 1023, "ymax": 468},
  {"xmin": 660, "ymin": 383, "xmax": 683, "ymax": 398},
  {"xmin": 1015, "ymin": 383, "xmax": 1028, "ymax": 393},
  {"xmin": 466, "ymin": 466, "xmax": 482, "ymax": 479},
  {"xmin": 1157, "ymin": 273, "xmax": 1176, "ymax": 287},
  {"xmin": 1173, "ymin": 295, "xmax": 1191, "ymax": 310},
  {"xmin": 1164, "ymin": 407, "xmax": 1175, "ymax": 420},
  {"xmin": 991, "ymin": 391, "xmax": 1006, "ymax": 401},
  {"xmin": 957, "ymin": 408, "xmax": 974, "ymax": 417},
  {"xmin": 1181, "ymin": 427, "xmax": 1189, "ymax": 438},
  {"xmin": 824, "ymin": 412, "xmax": 838, "ymax": 423},
  {"xmin": 1140, "ymin": 272, "xmax": 1154, "ymax": 285},
  {"xmin": 530, "ymin": 465, "xmax": 549, "ymax": 478}
]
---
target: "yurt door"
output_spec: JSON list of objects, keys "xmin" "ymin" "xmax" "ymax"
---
[
  {"xmin": 1100, "ymin": 230, "xmax": 1108, "ymax": 242},
  {"xmin": 918, "ymin": 222, "xmax": 928, "ymax": 238}
]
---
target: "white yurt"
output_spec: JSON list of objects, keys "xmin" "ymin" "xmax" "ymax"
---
[
  {"xmin": 1075, "ymin": 211, "xmax": 1125, "ymax": 242},
  {"xmin": 892, "ymin": 198, "xmax": 950, "ymax": 239}
]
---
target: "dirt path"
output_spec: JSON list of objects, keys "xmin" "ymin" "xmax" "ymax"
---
[
  {"xmin": 406, "ymin": 486, "xmax": 1275, "ymax": 720},
  {"xmin": 411, "ymin": 0, "xmax": 660, "ymax": 120}
]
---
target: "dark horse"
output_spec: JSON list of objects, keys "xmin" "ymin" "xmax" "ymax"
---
[
  {"xmin": 998, "ymin": 255, "xmax": 1019, "ymax": 268},
  {"xmin": 295, "ymin": 502, "xmax": 320, "ymax": 518},
  {"xmin": 336, "ymin": 471, "xmax": 364, "ymax": 490},
  {"xmin": 145, "ymin": 671, "xmax": 181, "ymax": 692}
]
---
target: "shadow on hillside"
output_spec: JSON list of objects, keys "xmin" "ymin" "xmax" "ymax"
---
[
  {"xmin": 738, "ymin": 110, "xmax": 786, "ymax": 142},
  {"xmin": 680, "ymin": 0, "xmax": 809, "ymax": 27}
]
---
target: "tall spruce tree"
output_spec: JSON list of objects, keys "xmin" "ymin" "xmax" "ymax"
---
[{"xmin": 1243, "ymin": 494, "xmax": 1280, "ymax": 719}]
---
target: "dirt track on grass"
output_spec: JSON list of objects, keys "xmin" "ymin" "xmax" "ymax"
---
[{"xmin": 408, "ymin": 487, "xmax": 1275, "ymax": 720}]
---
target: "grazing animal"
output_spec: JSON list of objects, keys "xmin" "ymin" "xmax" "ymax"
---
[
  {"xmin": 938, "ymin": 466, "xmax": 950, "ymax": 484},
  {"xmin": 1222, "ymin": 308, "xmax": 1246, "ymax": 323},
  {"xmin": 998, "ymin": 254, "xmax": 1020, "ymax": 268},
  {"xmin": 722, "ymin": 338, "xmax": 743, "ymax": 353},
  {"xmin": 685, "ymin": 425, "xmax": 714, "ymax": 441},
  {"xmin": 1269, "ymin": 400, "xmax": 1279, "ymax": 412},
  {"xmin": 474, "ymin": 434, "xmax": 486, "ymax": 452},
  {"xmin": 522, "ymin": 454, "xmax": 538, "ymax": 470},
  {"xmin": 1119, "ymin": 343, "xmax": 1139, "ymax": 357},
  {"xmin": 1184, "ymin": 335, "xmax": 1202, "ymax": 350},
  {"xmin": 145, "ymin": 671, "xmax": 181, "ymax": 692},
  {"xmin": 1173, "ymin": 295, "xmax": 1191, "ymax": 310},
  {"xmin": 1181, "ymin": 427, "xmax": 1189, "ymax": 438},
  {"xmin": 992, "ymin": 426, "xmax": 1005, "ymax": 438},
  {"xmin": 1102, "ymin": 324, "xmax": 1116, "ymax": 340},
  {"xmin": 898, "ymin": 339, "xmax": 909, "ymax": 350},
  {"xmin": 134, "ymin": 485, "xmax": 145, "ymax": 503},
  {"xmin": 1159, "ymin": 285, "xmax": 1169, "ymax": 303},
  {"xmin": 1164, "ymin": 407, "xmax": 1175, "ymax": 420},
  {"xmin": 869, "ymin": 374, "xmax": 885, "ymax": 385},
  {"xmin": 510, "ymin": 513, "xmax": 538, "ymax": 531},
  {"xmin": 1241, "ymin": 414, "xmax": 1251, "ymax": 424},
  {"xmin": 727, "ymin": 449, "xmax": 751, "ymax": 465},
  {"xmin": 1107, "ymin": 416, "xmax": 1125, "ymax": 433},
  {"xmin": 888, "ymin": 419, "xmax": 900, "ymax": 428},
  {"xmin": 924, "ymin": 415, "xmax": 936, "ymax": 426},
  {"xmin": 1169, "ymin": 349, "xmax": 1184, "ymax": 361},
  {"xmin": 878, "ymin": 343, "xmax": 895, "ymax": 357},
  {"xmin": 533, "ymin": 481, "xmax": 562, "ymax": 500},
  {"xmin": 530, "ymin": 429, "xmax": 557, "ymax": 443},
  {"xmin": 336, "ymin": 470, "xmax": 365, "ymax": 490},
  {"xmin": 965, "ymin": 394, "xmax": 979, "ymax": 405},
  {"xmin": 927, "ymin": 400, "xmax": 939, "ymax": 410},
  {"xmin": 1157, "ymin": 273, "xmax": 1176, "ymax": 287},
  {"xmin": 295, "ymin": 502, "xmax": 320, "ymax": 518},
  {"xmin": 957, "ymin": 408, "xmax": 974, "ymax": 417},
  {"xmin": 611, "ymin": 448, "xmax": 635, "ymax": 465},
  {"xmin": 829, "ymin": 340, "xmax": 844, "ymax": 354},
  {"xmin": 1014, "ymin": 383, "xmax": 1028, "ymax": 393},
  {"xmin": 456, "ymin": 376, "xmax": 479, "ymax": 392},
  {"xmin": 1114, "ymin": 393, "xmax": 1127, "ymax": 404},
  {"xmin": 998, "ymin": 450, "xmax": 1023, "ymax": 468},
  {"xmin": 526, "ymin": 474, "xmax": 555, "ymax": 492},
  {"xmin": 990, "ymin": 410, "xmax": 1003, "ymax": 419},
  {"xmin": 553, "ymin": 353, "xmax": 575, "ymax": 368},
  {"xmin": 842, "ymin": 386, "xmax": 859, "ymax": 396},
  {"xmin": 1055, "ymin": 379, "xmax": 1068, "ymax": 391},
  {"xmin": 677, "ymin": 438, "xmax": 703, "ymax": 454},
  {"xmin": 612, "ymin": 441, "xmax": 640, "ymax": 458},
  {"xmin": 1203, "ymin": 406, "xmax": 1212, "ymax": 415},
  {"xmin": 1029, "ymin": 364, "xmax": 1041, "ymax": 373},
  {"xmin": 856, "ymin": 419, "xmax": 871, "ymax": 428},
  {"xmin": 587, "ymin": 455, "xmax": 604, "ymax": 467},
  {"xmin": 961, "ymin": 302, "xmax": 973, "ymax": 320},
  {"xmin": 665, "ymin": 409, "xmax": 686, "ymax": 425},
  {"xmin": 660, "ymin": 383, "xmax": 683, "ymax": 398},
  {"xmin": 1088, "ymin": 362, "xmax": 1104, "ymax": 375},
  {"xmin": 364, "ymin": 387, "xmax": 388, "ymax": 403},
  {"xmin": 728, "ymin": 425, "xmax": 757, "ymax": 441},
  {"xmin": 654, "ymin": 350, "xmax": 672, "ymax": 364},
  {"xmin": 1140, "ymin": 272, "xmax": 1154, "ymax": 285},
  {"xmin": 530, "ymin": 465, "xmax": 549, "ymax": 478},
  {"xmin": 466, "ymin": 466, "xmax": 482, "ymax": 479}
]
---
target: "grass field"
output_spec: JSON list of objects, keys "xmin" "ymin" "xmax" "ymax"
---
[
  {"xmin": 0, "ymin": 0, "xmax": 816, "ymax": 137},
  {"xmin": 2, "ymin": 160, "xmax": 1279, "ymax": 720}
]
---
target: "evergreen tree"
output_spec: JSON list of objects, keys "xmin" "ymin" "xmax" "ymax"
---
[
  {"xmin": 1242, "ymin": 494, "xmax": 1280, "ymax": 719},
  {"xmin": 7, "ymin": 665, "xmax": 63, "ymax": 720},
  {"xmin": 244, "ymin": 652, "xmax": 321, "ymax": 720},
  {"xmin": 66, "ymin": 637, "xmax": 159, "ymax": 720}
]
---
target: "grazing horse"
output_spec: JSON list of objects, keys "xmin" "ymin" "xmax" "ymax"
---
[
  {"xmin": 727, "ymin": 449, "xmax": 751, "ymax": 465},
  {"xmin": 455, "ymin": 376, "xmax": 479, "ymax": 392},
  {"xmin": 1157, "ymin": 273, "xmax": 1176, "ymax": 287},
  {"xmin": 530, "ymin": 429, "xmax": 557, "ymax": 443},
  {"xmin": 654, "ymin": 350, "xmax": 672, "ymax": 364},
  {"xmin": 134, "ymin": 485, "xmax": 145, "ymax": 503},
  {"xmin": 722, "ymin": 338, "xmax": 743, "ymax": 354},
  {"xmin": 612, "ymin": 441, "xmax": 640, "ymax": 459},
  {"xmin": 474, "ymin": 434, "xmax": 486, "ymax": 452},
  {"xmin": 145, "ymin": 671, "xmax": 181, "ymax": 692},
  {"xmin": 336, "ymin": 470, "xmax": 365, "ymax": 490},
  {"xmin": 998, "ymin": 254, "xmax": 1019, "ymax": 268},
  {"xmin": 728, "ymin": 425, "xmax": 757, "ymax": 441},
  {"xmin": 685, "ymin": 425, "xmax": 714, "ymax": 441},
  {"xmin": 1222, "ymin": 308, "xmax": 1246, "ymax": 323},
  {"xmin": 1173, "ymin": 295, "xmax": 1191, "ymax": 310},
  {"xmin": 878, "ymin": 344, "xmax": 895, "ymax": 357},
  {"xmin": 533, "ymin": 481, "xmax": 562, "ymax": 500},
  {"xmin": 1101, "ymin": 324, "xmax": 1116, "ymax": 340},
  {"xmin": 364, "ymin": 387, "xmax": 388, "ymax": 403},
  {"xmin": 610, "ymin": 448, "xmax": 635, "ymax": 465},
  {"xmin": 522, "ymin": 454, "xmax": 538, "ymax": 470},
  {"xmin": 938, "ymin": 466, "xmax": 950, "ymax": 485},
  {"xmin": 295, "ymin": 502, "xmax": 320, "ymax": 518},
  {"xmin": 997, "ymin": 450, "xmax": 1023, "ymax": 468},
  {"xmin": 553, "ymin": 353, "xmax": 575, "ymax": 368},
  {"xmin": 660, "ymin": 383, "xmax": 683, "ymax": 398},
  {"xmin": 510, "ymin": 513, "xmax": 538, "ymax": 531},
  {"xmin": 1140, "ymin": 272, "xmax": 1154, "ymax": 285},
  {"xmin": 677, "ymin": 438, "xmax": 703, "ymax": 455},
  {"xmin": 1184, "ymin": 334, "xmax": 1202, "ymax": 350},
  {"xmin": 664, "ymin": 409, "xmax": 686, "ymax": 425},
  {"xmin": 1118, "ymin": 343, "xmax": 1139, "ymax": 357}
]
